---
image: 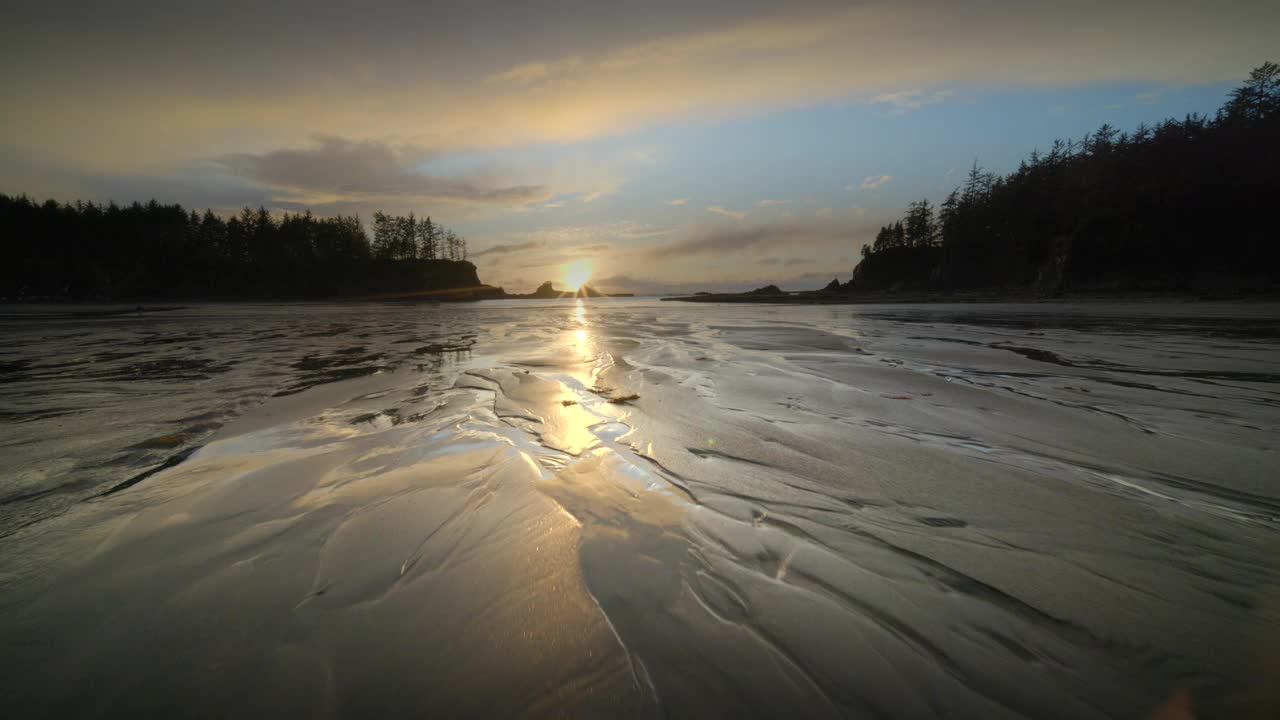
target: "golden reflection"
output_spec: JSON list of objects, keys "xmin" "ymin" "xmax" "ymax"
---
[
  {"xmin": 564, "ymin": 297, "xmax": 600, "ymax": 389},
  {"xmin": 571, "ymin": 299, "xmax": 591, "ymax": 358}
]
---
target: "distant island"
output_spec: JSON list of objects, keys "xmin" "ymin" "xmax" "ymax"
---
[
  {"xmin": 503, "ymin": 281, "xmax": 632, "ymax": 299},
  {"xmin": 670, "ymin": 62, "xmax": 1279, "ymax": 304}
]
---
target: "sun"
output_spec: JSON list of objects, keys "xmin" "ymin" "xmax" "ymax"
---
[{"xmin": 560, "ymin": 259, "xmax": 593, "ymax": 291}]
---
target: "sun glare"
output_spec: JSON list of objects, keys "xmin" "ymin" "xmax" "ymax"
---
[{"xmin": 561, "ymin": 259, "xmax": 593, "ymax": 291}]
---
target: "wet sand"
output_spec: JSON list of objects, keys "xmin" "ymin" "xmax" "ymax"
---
[{"xmin": 0, "ymin": 300, "xmax": 1277, "ymax": 718}]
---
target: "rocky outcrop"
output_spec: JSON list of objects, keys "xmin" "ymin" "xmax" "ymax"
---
[{"xmin": 505, "ymin": 281, "xmax": 620, "ymax": 299}]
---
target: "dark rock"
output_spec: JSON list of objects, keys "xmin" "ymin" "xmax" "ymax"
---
[{"xmin": 508, "ymin": 281, "xmax": 613, "ymax": 299}]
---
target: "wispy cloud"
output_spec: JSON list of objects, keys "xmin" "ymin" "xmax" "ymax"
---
[
  {"xmin": 756, "ymin": 199, "xmax": 788, "ymax": 207},
  {"xmin": 707, "ymin": 205, "xmax": 745, "ymax": 220},
  {"xmin": 854, "ymin": 174, "xmax": 892, "ymax": 191},
  {"xmin": 216, "ymin": 136, "xmax": 549, "ymax": 207},
  {"xmin": 617, "ymin": 225, "xmax": 673, "ymax": 239},
  {"xmin": 486, "ymin": 57, "xmax": 583, "ymax": 84},
  {"xmin": 7, "ymin": 0, "xmax": 1278, "ymax": 177},
  {"xmin": 871, "ymin": 88, "xmax": 953, "ymax": 114},
  {"xmin": 1104, "ymin": 87, "xmax": 1175, "ymax": 110},
  {"xmin": 815, "ymin": 207, "xmax": 833, "ymax": 218},
  {"xmin": 668, "ymin": 198, "xmax": 688, "ymax": 206},
  {"xmin": 472, "ymin": 241, "xmax": 547, "ymax": 257},
  {"xmin": 471, "ymin": 222, "xmax": 662, "ymax": 266},
  {"xmin": 1135, "ymin": 88, "xmax": 1170, "ymax": 105},
  {"xmin": 487, "ymin": 62, "xmax": 550, "ymax": 84},
  {"xmin": 645, "ymin": 219, "xmax": 874, "ymax": 259}
]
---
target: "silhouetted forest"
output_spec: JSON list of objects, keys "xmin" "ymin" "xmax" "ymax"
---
[
  {"xmin": 851, "ymin": 62, "xmax": 1280, "ymax": 295},
  {"xmin": 0, "ymin": 200, "xmax": 476, "ymax": 299}
]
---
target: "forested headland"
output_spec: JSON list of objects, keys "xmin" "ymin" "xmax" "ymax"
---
[
  {"xmin": 0, "ymin": 199, "xmax": 483, "ymax": 300},
  {"xmin": 848, "ymin": 62, "xmax": 1280, "ymax": 296}
]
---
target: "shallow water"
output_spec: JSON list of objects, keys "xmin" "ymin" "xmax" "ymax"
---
[{"xmin": 1, "ymin": 299, "xmax": 1278, "ymax": 718}]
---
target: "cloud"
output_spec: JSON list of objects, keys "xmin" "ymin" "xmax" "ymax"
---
[
  {"xmin": 1103, "ymin": 87, "xmax": 1176, "ymax": 111},
  {"xmin": 486, "ymin": 56, "xmax": 584, "ymax": 84},
  {"xmin": 592, "ymin": 268, "xmax": 847, "ymax": 295},
  {"xmin": 871, "ymin": 88, "xmax": 953, "ymax": 114},
  {"xmin": 472, "ymin": 241, "xmax": 546, "ymax": 257},
  {"xmin": 856, "ymin": 174, "xmax": 893, "ymax": 190},
  {"xmin": 588, "ymin": 273, "xmax": 760, "ymax": 295},
  {"xmin": 668, "ymin": 198, "xmax": 688, "ymax": 206},
  {"xmin": 5, "ymin": 0, "xmax": 1278, "ymax": 177},
  {"xmin": 645, "ymin": 219, "xmax": 872, "ymax": 259},
  {"xmin": 217, "ymin": 136, "xmax": 550, "ymax": 207},
  {"xmin": 759, "ymin": 257, "xmax": 811, "ymax": 266},
  {"xmin": 756, "ymin": 199, "xmax": 788, "ymax": 207},
  {"xmin": 497, "ymin": 242, "xmax": 608, "ymax": 269},
  {"xmin": 468, "ymin": 222, "xmax": 656, "ymax": 269},
  {"xmin": 617, "ymin": 225, "xmax": 673, "ymax": 239},
  {"xmin": 487, "ymin": 62, "xmax": 550, "ymax": 84},
  {"xmin": 815, "ymin": 207, "xmax": 833, "ymax": 218},
  {"xmin": 587, "ymin": 274, "xmax": 684, "ymax": 294},
  {"xmin": 706, "ymin": 205, "xmax": 745, "ymax": 220},
  {"xmin": 513, "ymin": 254, "xmax": 584, "ymax": 269},
  {"xmin": 1135, "ymin": 88, "xmax": 1169, "ymax": 105}
]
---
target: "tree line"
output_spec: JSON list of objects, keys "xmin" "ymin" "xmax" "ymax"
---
[
  {"xmin": 853, "ymin": 61, "xmax": 1280, "ymax": 294},
  {"xmin": 0, "ymin": 200, "xmax": 476, "ymax": 299},
  {"xmin": 370, "ymin": 211, "xmax": 467, "ymax": 261}
]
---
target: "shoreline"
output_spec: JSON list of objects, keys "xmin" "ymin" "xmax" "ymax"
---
[
  {"xmin": 661, "ymin": 289, "xmax": 1280, "ymax": 305},
  {"xmin": 0, "ymin": 286, "xmax": 636, "ymax": 306},
  {"xmin": 5, "ymin": 289, "xmax": 1279, "ymax": 308}
]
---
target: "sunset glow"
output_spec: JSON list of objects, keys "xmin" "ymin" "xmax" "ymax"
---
[{"xmin": 561, "ymin": 260, "xmax": 593, "ymax": 291}]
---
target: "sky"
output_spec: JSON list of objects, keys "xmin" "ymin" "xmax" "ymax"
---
[{"xmin": 2, "ymin": 0, "xmax": 1277, "ymax": 293}]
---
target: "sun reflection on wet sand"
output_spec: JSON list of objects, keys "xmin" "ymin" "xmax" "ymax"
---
[
  {"xmin": 4, "ymin": 302, "xmax": 1277, "ymax": 716},
  {"xmin": 563, "ymin": 298, "xmax": 604, "ymax": 388}
]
